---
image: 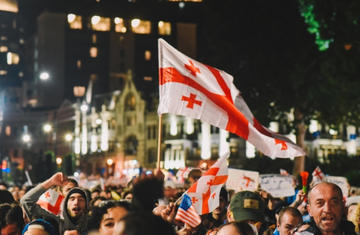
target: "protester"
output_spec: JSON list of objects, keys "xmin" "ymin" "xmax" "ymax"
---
[
  {"xmin": 113, "ymin": 211, "xmax": 177, "ymax": 235},
  {"xmin": 215, "ymin": 221, "xmax": 256, "ymax": 235},
  {"xmin": 20, "ymin": 172, "xmax": 90, "ymax": 235},
  {"xmin": 0, "ymin": 189, "xmax": 15, "ymax": 204},
  {"xmin": 227, "ymin": 190, "xmax": 273, "ymax": 235},
  {"xmin": 277, "ymin": 207, "xmax": 303, "ymax": 235},
  {"xmin": 22, "ymin": 218, "xmax": 56, "ymax": 235},
  {"xmin": 347, "ymin": 203, "xmax": 360, "ymax": 235},
  {"xmin": 0, "ymin": 181, "xmax": 9, "ymax": 190},
  {"xmin": 298, "ymin": 182, "xmax": 356, "ymax": 235},
  {"xmin": 0, "ymin": 203, "xmax": 25, "ymax": 235},
  {"xmin": 158, "ymin": 180, "xmax": 178, "ymax": 206},
  {"xmin": 88, "ymin": 200, "xmax": 132, "ymax": 235}
]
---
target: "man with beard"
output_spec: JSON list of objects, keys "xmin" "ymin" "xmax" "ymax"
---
[
  {"xmin": 21, "ymin": 172, "xmax": 89, "ymax": 235},
  {"xmin": 298, "ymin": 182, "xmax": 356, "ymax": 235}
]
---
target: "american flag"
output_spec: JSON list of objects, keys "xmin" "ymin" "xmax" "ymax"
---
[{"xmin": 175, "ymin": 194, "xmax": 201, "ymax": 228}]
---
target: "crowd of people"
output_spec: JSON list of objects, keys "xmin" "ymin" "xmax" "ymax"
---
[{"xmin": 0, "ymin": 167, "xmax": 360, "ymax": 235}]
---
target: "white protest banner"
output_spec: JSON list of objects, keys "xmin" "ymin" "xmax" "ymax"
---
[
  {"xmin": 324, "ymin": 176, "xmax": 349, "ymax": 197},
  {"xmin": 260, "ymin": 174, "xmax": 295, "ymax": 198},
  {"xmin": 226, "ymin": 168, "xmax": 259, "ymax": 192}
]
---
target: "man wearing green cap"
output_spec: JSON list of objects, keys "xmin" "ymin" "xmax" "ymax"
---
[{"xmin": 227, "ymin": 190, "xmax": 273, "ymax": 235}]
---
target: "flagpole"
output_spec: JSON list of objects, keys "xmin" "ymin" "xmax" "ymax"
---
[{"xmin": 156, "ymin": 114, "xmax": 163, "ymax": 169}]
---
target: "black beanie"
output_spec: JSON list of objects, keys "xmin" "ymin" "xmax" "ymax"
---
[{"xmin": 67, "ymin": 187, "xmax": 87, "ymax": 201}]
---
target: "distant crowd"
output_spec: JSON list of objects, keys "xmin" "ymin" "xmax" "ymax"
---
[{"xmin": 1, "ymin": 167, "xmax": 360, "ymax": 235}]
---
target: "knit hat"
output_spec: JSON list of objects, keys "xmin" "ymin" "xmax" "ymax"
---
[
  {"xmin": 22, "ymin": 219, "xmax": 55, "ymax": 235},
  {"xmin": 229, "ymin": 191, "xmax": 265, "ymax": 222},
  {"xmin": 67, "ymin": 187, "xmax": 87, "ymax": 200}
]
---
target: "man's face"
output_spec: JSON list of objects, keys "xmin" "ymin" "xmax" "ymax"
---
[
  {"xmin": 307, "ymin": 183, "xmax": 344, "ymax": 233},
  {"xmin": 67, "ymin": 193, "xmax": 86, "ymax": 219},
  {"xmin": 277, "ymin": 212, "xmax": 302, "ymax": 235}
]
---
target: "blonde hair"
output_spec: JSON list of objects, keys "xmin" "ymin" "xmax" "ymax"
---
[{"xmin": 348, "ymin": 203, "xmax": 360, "ymax": 233}]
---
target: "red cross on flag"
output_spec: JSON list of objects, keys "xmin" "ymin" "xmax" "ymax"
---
[
  {"xmin": 185, "ymin": 152, "xmax": 228, "ymax": 215},
  {"xmin": 157, "ymin": 39, "xmax": 305, "ymax": 159},
  {"xmin": 312, "ymin": 166, "xmax": 325, "ymax": 183},
  {"xmin": 36, "ymin": 189, "xmax": 64, "ymax": 216}
]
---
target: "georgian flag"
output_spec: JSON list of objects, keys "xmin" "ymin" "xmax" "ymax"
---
[
  {"xmin": 186, "ymin": 152, "xmax": 228, "ymax": 215},
  {"xmin": 157, "ymin": 38, "xmax": 305, "ymax": 159},
  {"xmin": 37, "ymin": 189, "xmax": 64, "ymax": 216},
  {"xmin": 312, "ymin": 166, "xmax": 325, "ymax": 183}
]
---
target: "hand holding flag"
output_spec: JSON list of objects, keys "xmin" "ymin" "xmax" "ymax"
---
[{"xmin": 175, "ymin": 194, "xmax": 201, "ymax": 228}]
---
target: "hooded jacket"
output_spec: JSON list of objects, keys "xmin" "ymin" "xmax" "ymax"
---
[{"xmin": 21, "ymin": 185, "xmax": 90, "ymax": 235}]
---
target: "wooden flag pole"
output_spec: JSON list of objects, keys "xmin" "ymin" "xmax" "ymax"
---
[{"xmin": 156, "ymin": 114, "xmax": 163, "ymax": 169}]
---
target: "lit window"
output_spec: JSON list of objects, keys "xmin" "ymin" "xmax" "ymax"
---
[
  {"xmin": 0, "ymin": 70, "xmax": 7, "ymax": 75},
  {"xmin": 77, "ymin": 60, "xmax": 81, "ymax": 69},
  {"xmin": 1, "ymin": 36, "xmax": 7, "ymax": 41},
  {"xmin": 158, "ymin": 21, "xmax": 171, "ymax": 35},
  {"xmin": 131, "ymin": 19, "xmax": 151, "ymax": 34},
  {"xmin": 5, "ymin": 125, "xmax": 11, "ymax": 136},
  {"xmin": 18, "ymin": 71, "xmax": 24, "ymax": 77},
  {"xmin": 0, "ymin": 46, "xmax": 8, "ymax": 52},
  {"xmin": 89, "ymin": 47, "xmax": 98, "ymax": 58},
  {"xmin": 91, "ymin": 16, "xmax": 110, "ymax": 31},
  {"xmin": 144, "ymin": 50, "xmax": 151, "ymax": 61},
  {"xmin": 114, "ymin": 17, "xmax": 127, "ymax": 33},
  {"xmin": 19, "ymin": 38, "xmax": 24, "ymax": 44},
  {"xmin": 67, "ymin": 14, "xmax": 82, "ymax": 29},
  {"xmin": 144, "ymin": 76, "xmax": 152, "ymax": 81},
  {"xmin": 7, "ymin": 52, "xmax": 20, "ymax": 65}
]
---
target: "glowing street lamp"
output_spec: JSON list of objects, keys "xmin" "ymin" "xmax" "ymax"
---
[
  {"xmin": 56, "ymin": 156, "xmax": 62, "ymax": 167},
  {"xmin": 39, "ymin": 72, "xmax": 50, "ymax": 81},
  {"xmin": 22, "ymin": 134, "xmax": 31, "ymax": 143},
  {"xmin": 43, "ymin": 123, "xmax": 52, "ymax": 133},
  {"xmin": 65, "ymin": 133, "xmax": 73, "ymax": 142}
]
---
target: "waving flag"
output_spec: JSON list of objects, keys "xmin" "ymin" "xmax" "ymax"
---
[
  {"xmin": 185, "ymin": 152, "xmax": 228, "ymax": 215},
  {"xmin": 37, "ymin": 189, "xmax": 64, "ymax": 216},
  {"xmin": 158, "ymin": 38, "xmax": 305, "ymax": 159},
  {"xmin": 312, "ymin": 166, "xmax": 325, "ymax": 183},
  {"xmin": 175, "ymin": 194, "xmax": 201, "ymax": 228}
]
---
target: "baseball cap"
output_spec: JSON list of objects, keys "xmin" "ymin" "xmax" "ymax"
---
[{"xmin": 229, "ymin": 191, "xmax": 265, "ymax": 222}]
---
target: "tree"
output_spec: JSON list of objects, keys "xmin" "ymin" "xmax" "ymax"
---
[{"xmin": 198, "ymin": 0, "xmax": 360, "ymax": 175}]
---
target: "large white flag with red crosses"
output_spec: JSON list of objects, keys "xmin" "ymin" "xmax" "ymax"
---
[
  {"xmin": 157, "ymin": 38, "xmax": 305, "ymax": 159},
  {"xmin": 186, "ymin": 152, "xmax": 228, "ymax": 215}
]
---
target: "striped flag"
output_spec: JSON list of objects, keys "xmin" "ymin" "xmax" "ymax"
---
[
  {"xmin": 175, "ymin": 194, "xmax": 201, "ymax": 228},
  {"xmin": 157, "ymin": 38, "xmax": 305, "ymax": 159}
]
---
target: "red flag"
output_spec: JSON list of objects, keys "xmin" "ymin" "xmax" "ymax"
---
[
  {"xmin": 37, "ymin": 189, "xmax": 64, "ymax": 216},
  {"xmin": 157, "ymin": 39, "xmax": 305, "ymax": 159},
  {"xmin": 175, "ymin": 194, "xmax": 201, "ymax": 228},
  {"xmin": 186, "ymin": 152, "xmax": 228, "ymax": 215}
]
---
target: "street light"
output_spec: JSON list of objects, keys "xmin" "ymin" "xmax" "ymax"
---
[
  {"xmin": 39, "ymin": 72, "xmax": 50, "ymax": 81},
  {"xmin": 43, "ymin": 123, "xmax": 52, "ymax": 133},
  {"xmin": 22, "ymin": 134, "xmax": 31, "ymax": 143},
  {"xmin": 64, "ymin": 133, "xmax": 73, "ymax": 142},
  {"xmin": 56, "ymin": 156, "xmax": 62, "ymax": 168}
]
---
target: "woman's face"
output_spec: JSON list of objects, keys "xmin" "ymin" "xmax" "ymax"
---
[{"xmin": 99, "ymin": 207, "xmax": 128, "ymax": 235}]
